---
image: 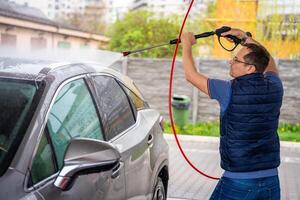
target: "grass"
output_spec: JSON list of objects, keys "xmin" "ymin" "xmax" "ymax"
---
[{"xmin": 164, "ymin": 122, "xmax": 300, "ymax": 142}]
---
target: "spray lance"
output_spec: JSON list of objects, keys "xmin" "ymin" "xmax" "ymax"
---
[{"xmin": 122, "ymin": 26, "xmax": 241, "ymax": 56}]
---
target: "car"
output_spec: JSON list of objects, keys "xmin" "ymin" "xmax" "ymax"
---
[{"xmin": 0, "ymin": 57, "xmax": 169, "ymax": 200}]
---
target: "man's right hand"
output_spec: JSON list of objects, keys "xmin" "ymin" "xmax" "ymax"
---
[{"xmin": 221, "ymin": 28, "xmax": 245, "ymax": 39}]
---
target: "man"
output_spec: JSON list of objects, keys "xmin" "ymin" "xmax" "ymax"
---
[{"xmin": 181, "ymin": 28, "xmax": 283, "ymax": 200}]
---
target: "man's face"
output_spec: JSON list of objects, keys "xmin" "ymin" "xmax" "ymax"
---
[{"xmin": 229, "ymin": 47, "xmax": 255, "ymax": 78}]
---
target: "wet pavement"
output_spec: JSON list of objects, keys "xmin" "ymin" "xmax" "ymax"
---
[{"xmin": 165, "ymin": 134, "xmax": 300, "ymax": 200}]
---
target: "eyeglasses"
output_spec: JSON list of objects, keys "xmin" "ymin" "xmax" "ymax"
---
[{"xmin": 232, "ymin": 56, "xmax": 255, "ymax": 66}]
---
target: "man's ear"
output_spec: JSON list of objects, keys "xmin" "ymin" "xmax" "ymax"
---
[{"xmin": 247, "ymin": 65, "xmax": 256, "ymax": 74}]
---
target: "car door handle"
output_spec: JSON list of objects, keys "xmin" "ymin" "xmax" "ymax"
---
[
  {"xmin": 147, "ymin": 134, "xmax": 154, "ymax": 146},
  {"xmin": 111, "ymin": 162, "xmax": 123, "ymax": 179}
]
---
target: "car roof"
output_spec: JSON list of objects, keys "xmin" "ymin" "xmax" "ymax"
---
[
  {"xmin": 0, "ymin": 48, "xmax": 123, "ymax": 79},
  {"xmin": 0, "ymin": 56, "xmax": 122, "ymax": 80},
  {"xmin": 0, "ymin": 57, "xmax": 61, "ymax": 76}
]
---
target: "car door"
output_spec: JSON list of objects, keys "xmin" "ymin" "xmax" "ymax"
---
[
  {"xmin": 91, "ymin": 75, "xmax": 154, "ymax": 199},
  {"xmin": 28, "ymin": 77, "xmax": 126, "ymax": 200}
]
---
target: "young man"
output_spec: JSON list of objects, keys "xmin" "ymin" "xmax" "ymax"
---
[{"xmin": 181, "ymin": 28, "xmax": 283, "ymax": 200}]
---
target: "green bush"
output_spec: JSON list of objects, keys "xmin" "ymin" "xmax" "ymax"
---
[
  {"xmin": 108, "ymin": 10, "xmax": 182, "ymax": 58},
  {"xmin": 278, "ymin": 123, "xmax": 300, "ymax": 142},
  {"xmin": 164, "ymin": 122, "xmax": 300, "ymax": 142}
]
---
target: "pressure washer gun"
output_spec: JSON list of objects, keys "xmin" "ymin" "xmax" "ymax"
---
[{"xmin": 123, "ymin": 26, "xmax": 241, "ymax": 56}]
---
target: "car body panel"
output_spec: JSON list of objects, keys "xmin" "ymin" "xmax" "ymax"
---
[
  {"xmin": 34, "ymin": 168, "xmax": 126, "ymax": 200},
  {"xmin": 113, "ymin": 109, "xmax": 168, "ymax": 200},
  {"xmin": 0, "ymin": 58, "xmax": 169, "ymax": 200}
]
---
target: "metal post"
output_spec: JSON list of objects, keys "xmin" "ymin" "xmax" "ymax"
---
[
  {"xmin": 192, "ymin": 87, "xmax": 199, "ymax": 124},
  {"xmin": 192, "ymin": 59, "xmax": 200, "ymax": 124},
  {"xmin": 122, "ymin": 56, "xmax": 128, "ymax": 75}
]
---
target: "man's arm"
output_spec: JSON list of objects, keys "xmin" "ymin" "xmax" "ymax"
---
[
  {"xmin": 181, "ymin": 32, "xmax": 209, "ymax": 96},
  {"xmin": 244, "ymin": 37, "xmax": 278, "ymax": 74},
  {"xmin": 222, "ymin": 29, "xmax": 279, "ymax": 74}
]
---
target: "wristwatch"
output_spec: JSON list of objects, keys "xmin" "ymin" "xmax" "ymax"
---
[{"xmin": 241, "ymin": 31, "xmax": 252, "ymax": 45}]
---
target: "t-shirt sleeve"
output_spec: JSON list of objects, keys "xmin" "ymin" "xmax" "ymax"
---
[
  {"xmin": 264, "ymin": 72, "xmax": 283, "ymax": 86},
  {"xmin": 208, "ymin": 79, "xmax": 232, "ymax": 114},
  {"xmin": 264, "ymin": 72, "xmax": 284, "ymax": 95}
]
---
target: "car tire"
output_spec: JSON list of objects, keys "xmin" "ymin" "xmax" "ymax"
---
[{"xmin": 152, "ymin": 177, "xmax": 166, "ymax": 200}]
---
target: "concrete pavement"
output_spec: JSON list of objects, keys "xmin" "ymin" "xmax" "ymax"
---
[{"xmin": 165, "ymin": 134, "xmax": 300, "ymax": 200}]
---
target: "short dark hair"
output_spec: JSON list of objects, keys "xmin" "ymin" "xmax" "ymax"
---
[{"xmin": 242, "ymin": 43, "xmax": 270, "ymax": 73}]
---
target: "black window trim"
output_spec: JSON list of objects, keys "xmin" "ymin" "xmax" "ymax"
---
[{"xmin": 26, "ymin": 74, "xmax": 105, "ymax": 190}]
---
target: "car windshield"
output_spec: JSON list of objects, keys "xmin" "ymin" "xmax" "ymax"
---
[{"xmin": 0, "ymin": 78, "xmax": 40, "ymax": 176}]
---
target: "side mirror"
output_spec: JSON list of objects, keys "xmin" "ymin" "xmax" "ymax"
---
[{"xmin": 54, "ymin": 138, "xmax": 120, "ymax": 191}]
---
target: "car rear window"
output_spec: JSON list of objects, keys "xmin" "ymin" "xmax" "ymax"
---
[
  {"xmin": 0, "ymin": 78, "xmax": 41, "ymax": 176},
  {"xmin": 119, "ymin": 83, "xmax": 148, "ymax": 111},
  {"xmin": 92, "ymin": 76, "xmax": 135, "ymax": 140}
]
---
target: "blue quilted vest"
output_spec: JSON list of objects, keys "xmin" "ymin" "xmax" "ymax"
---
[{"xmin": 220, "ymin": 73, "xmax": 283, "ymax": 172}]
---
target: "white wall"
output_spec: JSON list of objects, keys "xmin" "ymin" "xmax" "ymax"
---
[{"xmin": 0, "ymin": 25, "xmax": 101, "ymax": 52}]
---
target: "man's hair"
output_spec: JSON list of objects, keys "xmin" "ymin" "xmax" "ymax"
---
[{"xmin": 243, "ymin": 43, "xmax": 270, "ymax": 73}]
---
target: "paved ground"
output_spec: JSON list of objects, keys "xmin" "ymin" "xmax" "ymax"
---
[{"xmin": 165, "ymin": 134, "xmax": 300, "ymax": 200}]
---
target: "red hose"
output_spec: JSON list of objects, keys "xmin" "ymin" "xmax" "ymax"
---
[{"xmin": 168, "ymin": 0, "xmax": 219, "ymax": 180}]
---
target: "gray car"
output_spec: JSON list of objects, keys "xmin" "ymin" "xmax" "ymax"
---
[{"xmin": 0, "ymin": 57, "xmax": 169, "ymax": 200}]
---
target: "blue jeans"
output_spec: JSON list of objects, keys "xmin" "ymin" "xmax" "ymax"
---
[{"xmin": 209, "ymin": 175, "xmax": 280, "ymax": 200}]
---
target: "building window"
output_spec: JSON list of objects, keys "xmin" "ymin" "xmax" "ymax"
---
[
  {"xmin": 31, "ymin": 37, "xmax": 47, "ymax": 50},
  {"xmin": 80, "ymin": 44, "xmax": 90, "ymax": 49},
  {"xmin": 1, "ymin": 34, "xmax": 16, "ymax": 48},
  {"xmin": 57, "ymin": 41, "xmax": 71, "ymax": 49}
]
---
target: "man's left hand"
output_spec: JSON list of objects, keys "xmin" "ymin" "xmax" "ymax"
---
[{"xmin": 181, "ymin": 32, "xmax": 197, "ymax": 48}]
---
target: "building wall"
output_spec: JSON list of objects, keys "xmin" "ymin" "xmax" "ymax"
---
[
  {"xmin": 104, "ymin": 0, "xmax": 134, "ymax": 22},
  {"xmin": 0, "ymin": 25, "xmax": 101, "ymax": 52},
  {"xmin": 131, "ymin": 0, "xmax": 211, "ymax": 17},
  {"xmin": 10, "ymin": 0, "xmax": 87, "ymax": 19},
  {"xmin": 116, "ymin": 58, "xmax": 300, "ymax": 124}
]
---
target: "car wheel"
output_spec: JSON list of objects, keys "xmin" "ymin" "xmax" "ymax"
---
[{"xmin": 152, "ymin": 177, "xmax": 166, "ymax": 200}]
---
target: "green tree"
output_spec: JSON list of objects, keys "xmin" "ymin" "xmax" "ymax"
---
[{"xmin": 108, "ymin": 10, "xmax": 182, "ymax": 58}]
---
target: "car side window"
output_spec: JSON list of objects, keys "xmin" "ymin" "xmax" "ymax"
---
[
  {"xmin": 118, "ymin": 82, "xmax": 147, "ymax": 111},
  {"xmin": 47, "ymin": 78, "xmax": 104, "ymax": 169},
  {"xmin": 30, "ymin": 132, "xmax": 56, "ymax": 185},
  {"xmin": 93, "ymin": 76, "xmax": 135, "ymax": 140}
]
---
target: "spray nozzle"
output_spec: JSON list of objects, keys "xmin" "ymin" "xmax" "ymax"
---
[{"xmin": 123, "ymin": 52, "xmax": 130, "ymax": 57}]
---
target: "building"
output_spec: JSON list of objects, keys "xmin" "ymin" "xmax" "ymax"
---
[
  {"xmin": 9, "ymin": 0, "xmax": 95, "ymax": 19},
  {"xmin": 130, "ymin": 0, "xmax": 212, "ymax": 17},
  {"xmin": 0, "ymin": 0, "xmax": 109, "ymax": 52},
  {"xmin": 257, "ymin": 0, "xmax": 300, "ymax": 19},
  {"xmin": 104, "ymin": 0, "xmax": 134, "ymax": 22}
]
